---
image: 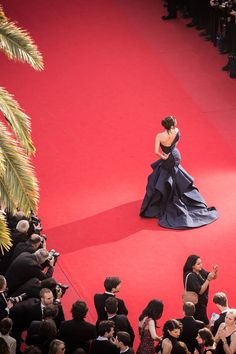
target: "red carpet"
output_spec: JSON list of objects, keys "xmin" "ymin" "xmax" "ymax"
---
[{"xmin": 2, "ymin": 0, "xmax": 236, "ymax": 349}]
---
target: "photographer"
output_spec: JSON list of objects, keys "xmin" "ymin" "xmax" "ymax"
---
[
  {"xmin": 5, "ymin": 249, "xmax": 55, "ymax": 295},
  {"xmin": 222, "ymin": 0, "xmax": 236, "ymax": 77},
  {"xmin": 0, "ymin": 276, "xmax": 13, "ymax": 321},
  {"xmin": 10, "ymin": 234, "xmax": 43, "ymax": 263}
]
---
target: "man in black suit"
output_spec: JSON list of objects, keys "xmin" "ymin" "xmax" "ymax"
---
[
  {"xmin": 94, "ymin": 277, "xmax": 128, "ymax": 327},
  {"xmin": 115, "ymin": 331, "xmax": 134, "ymax": 354},
  {"xmin": 10, "ymin": 233, "xmax": 42, "ymax": 263},
  {"xmin": 211, "ymin": 292, "xmax": 229, "ymax": 336},
  {"xmin": 5, "ymin": 248, "xmax": 54, "ymax": 294},
  {"xmin": 0, "ymin": 275, "xmax": 13, "ymax": 320},
  {"xmin": 178, "ymin": 302, "xmax": 205, "ymax": 353},
  {"xmin": 0, "ymin": 219, "xmax": 30, "ymax": 274},
  {"xmin": 58, "ymin": 300, "xmax": 96, "ymax": 353},
  {"xmin": 105, "ymin": 297, "xmax": 135, "ymax": 347},
  {"xmin": 89, "ymin": 320, "xmax": 119, "ymax": 354},
  {"xmin": 10, "ymin": 288, "xmax": 64, "ymax": 351}
]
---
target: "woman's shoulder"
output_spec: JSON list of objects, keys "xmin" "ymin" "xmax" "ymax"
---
[{"xmin": 162, "ymin": 338, "xmax": 172, "ymax": 347}]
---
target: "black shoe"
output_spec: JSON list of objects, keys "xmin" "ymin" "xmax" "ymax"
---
[
  {"xmin": 222, "ymin": 64, "xmax": 230, "ymax": 71},
  {"xmin": 162, "ymin": 14, "xmax": 177, "ymax": 20},
  {"xmin": 204, "ymin": 35, "xmax": 211, "ymax": 41},
  {"xmin": 186, "ymin": 21, "xmax": 197, "ymax": 27},
  {"xmin": 196, "ymin": 25, "xmax": 205, "ymax": 30},
  {"xmin": 199, "ymin": 31, "xmax": 208, "ymax": 37},
  {"xmin": 182, "ymin": 12, "xmax": 191, "ymax": 19}
]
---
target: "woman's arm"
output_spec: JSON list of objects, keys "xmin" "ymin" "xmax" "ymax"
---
[
  {"xmin": 155, "ymin": 134, "xmax": 169, "ymax": 160},
  {"xmin": 214, "ymin": 323, "xmax": 225, "ymax": 344},
  {"xmin": 199, "ymin": 272, "xmax": 215, "ymax": 295},
  {"xmin": 162, "ymin": 338, "xmax": 173, "ymax": 354},
  {"xmin": 148, "ymin": 319, "xmax": 161, "ymax": 341},
  {"xmin": 220, "ymin": 332, "xmax": 236, "ymax": 354}
]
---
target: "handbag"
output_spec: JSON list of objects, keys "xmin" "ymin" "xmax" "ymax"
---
[{"xmin": 182, "ymin": 273, "xmax": 198, "ymax": 304}]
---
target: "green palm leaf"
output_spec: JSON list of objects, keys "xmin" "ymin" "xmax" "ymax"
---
[
  {"xmin": 0, "ymin": 19, "xmax": 43, "ymax": 70},
  {"xmin": 0, "ymin": 87, "xmax": 35, "ymax": 155},
  {"xmin": 0, "ymin": 213, "xmax": 12, "ymax": 255},
  {"xmin": 0, "ymin": 122, "xmax": 39, "ymax": 214}
]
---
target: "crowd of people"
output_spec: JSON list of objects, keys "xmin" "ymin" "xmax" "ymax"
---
[
  {"xmin": 161, "ymin": 0, "xmax": 236, "ymax": 78},
  {"xmin": 0, "ymin": 212, "xmax": 234, "ymax": 354}
]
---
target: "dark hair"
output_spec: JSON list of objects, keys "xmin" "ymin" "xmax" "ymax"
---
[
  {"xmin": 0, "ymin": 337, "xmax": 10, "ymax": 354},
  {"xmin": 71, "ymin": 301, "xmax": 88, "ymax": 320},
  {"xmin": 104, "ymin": 277, "xmax": 121, "ymax": 292},
  {"xmin": 163, "ymin": 320, "xmax": 182, "ymax": 339},
  {"xmin": 183, "ymin": 255, "xmax": 200, "ymax": 281},
  {"xmin": 198, "ymin": 328, "xmax": 214, "ymax": 346},
  {"xmin": 183, "ymin": 302, "xmax": 195, "ymax": 316},
  {"xmin": 161, "ymin": 116, "xmax": 176, "ymax": 130},
  {"xmin": 72, "ymin": 349, "xmax": 86, "ymax": 354},
  {"xmin": 105, "ymin": 297, "xmax": 118, "ymax": 314},
  {"xmin": 98, "ymin": 320, "xmax": 115, "ymax": 336},
  {"xmin": 39, "ymin": 319, "xmax": 57, "ymax": 339},
  {"xmin": 139, "ymin": 299, "xmax": 164, "ymax": 321},
  {"xmin": 172, "ymin": 341, "xmax": 188, "ymax": 354},
  {"xmin": 116, "ymin": 331, "xmax": 131, "ymax": 346},
  {"xmin": 73, "ymin": 349, "xmax": 86, "ymax": 354},
  {"xmin": 43, "ymin": 304, "xmax": 59, "ymax": 319},
  {"xmin": 213, "ymin": 292, "xmax": 228, "ymax": 307},
  {"xmin": 23, "ymin": 346, "xmax": 42, "ymax": 354},
  {"xmin": 0, "ymin": 317, "xmax": 13, "ymax": 335}
]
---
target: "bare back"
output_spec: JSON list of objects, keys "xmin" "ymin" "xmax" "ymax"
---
[{"xmin": 158, "ymin": 128, "xmax": 179, "ymax": 147}]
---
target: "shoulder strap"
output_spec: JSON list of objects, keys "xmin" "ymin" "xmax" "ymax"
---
[{"xmin": 184, "ymin": 273, "xmax": 192, "ymax": 290}]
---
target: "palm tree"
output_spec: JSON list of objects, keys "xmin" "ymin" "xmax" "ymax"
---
[{"xmin": 0, "ymin": 4, "xmax": 43, "ymax": 253}]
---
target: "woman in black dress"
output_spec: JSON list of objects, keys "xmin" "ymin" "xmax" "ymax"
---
[
  {"xmin": 161, "ymin": 319, "xmax": 182, "ymax": 354},
  {"xmin": 183, "ymin": 255, "xmax": 218, "ymax": 325},
  {"xmin": 140, "ymin": 116, "xmax": 218, "ymax": 229},
  {"xmin": 215, "ymin": 309, "xmax": 236, "ymax": 354}
]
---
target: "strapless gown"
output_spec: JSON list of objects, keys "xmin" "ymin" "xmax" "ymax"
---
[{"xmin": 140, "ymin": 132, "xmax": 218, "ymax": 229}]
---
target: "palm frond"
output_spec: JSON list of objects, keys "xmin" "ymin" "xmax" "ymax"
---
[
  {"xmin": 0, "ymin": 87, "xmax": 35, "ymax": 155},
  {"xmin": 0, "ymin": 5, "xmax": 7, "ymax": 22},
  {"xmin": 0, "ymin": 147, "xmax": 5, "ymax": 176},
  {"xmin": 0, "ymin": 213, "xmax": 12, "ymax": 255},
  {"xmin": 0, "ymin": 122, "xmax": 39, "ymax": 214},
  {"xmin": 0, "ymin": 20, "xmax": 43, "ymax": 70}
]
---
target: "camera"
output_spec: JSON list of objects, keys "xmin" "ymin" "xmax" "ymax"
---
[
  {"xmin": 9, "ymin": 293, "xmax": 27, "ymax": 305},
  {"xmin": 48, "ymin": 249, "xmax": 60, "ymax": 266},
  {"xmin": 40, "ymin": 234, "xmax": 47, "ymax": 247},
  {"xmin": 55, "ymin": 283, "xmax": 69, "ymax": 298},
  {"xmin": 30, "ymin": 212, "xmax": 43, "ymax": 232}
]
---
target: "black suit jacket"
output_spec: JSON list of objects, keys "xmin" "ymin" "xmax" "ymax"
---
[
  {"xmin": 178, "ymin": 316, "xmax": 205, "ymax": 353},
  {"xmin": 94, "ymin": 293, "xmax": 128, "ymax": 326},
  {"xmin": 108, "ymin": 314, "xmax": 135, "ymax": 346},
  {"xmin": 0, "ymin": 291, "xmax": 9, "ymax": 320},
  {"xmin": 58, "ymin": 318, "xmax": 96, "ymax": 353},
  {"xmin": 89, "ymin": 339, "xmax": 119, "ymax": 354},
  {"xmin": 212, "ymin": 312, "xmax": 227, "ymax": 336},
  {"xmin": 5, "ymin": 252, "xmax": 53, "ymax": 294}
]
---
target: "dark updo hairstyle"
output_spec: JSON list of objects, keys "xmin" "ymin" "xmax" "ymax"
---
[
  {"xmin": 139, "ymin": 299, "xmax": 164, "ymax": 321},
  {"xmin": 163, "ymin": 319, "xmax": 182, "ymax": 339},
  {"xmin": 161, "ymin": 116, "xmax": 176, "ymax": 131},
  {"xmin": 183, "ymin": 254, "xmax": 200, "ymax": 282},
  {"xmin": 198, "ymin": 328, "xmax": 214, "ymax": 346}
]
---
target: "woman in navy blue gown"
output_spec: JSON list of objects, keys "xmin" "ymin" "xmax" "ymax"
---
[{"xmin": 140, "ymin": 116, "xmax": 218, "ymax": 229}]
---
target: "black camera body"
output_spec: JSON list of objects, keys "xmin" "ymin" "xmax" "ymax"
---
[
  {"xmin": 55, "ymin": 283, "xmax": 69, "ymax": 298},
  {"xmin": 47, "ymin": 249, "xmax": 60, "ymax": 266}
]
